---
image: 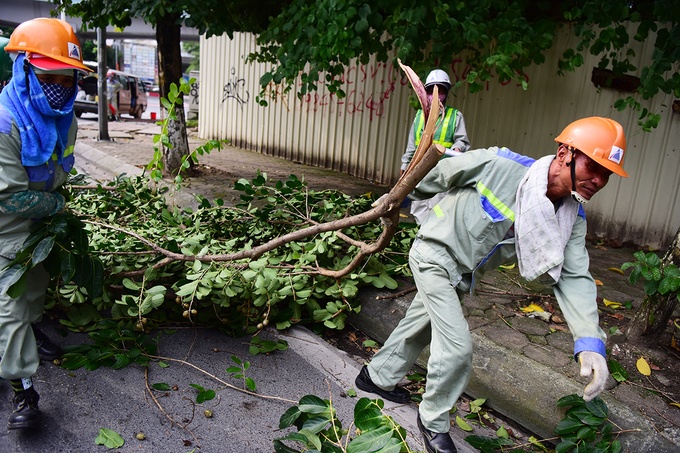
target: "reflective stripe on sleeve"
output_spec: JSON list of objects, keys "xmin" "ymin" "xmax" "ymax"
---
[{"xmin": 477, "ymin": 181, "xmax": 515, "ymax": 222}]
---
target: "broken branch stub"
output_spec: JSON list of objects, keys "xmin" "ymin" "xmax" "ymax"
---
[{"xmin": 398, "ymin": 58, "xmax": 430, "ymax": 118}]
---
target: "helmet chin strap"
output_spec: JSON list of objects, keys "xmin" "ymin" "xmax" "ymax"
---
[{"xmin": 566, "ymin": 149, "xmax": 589, "ymax": 204}]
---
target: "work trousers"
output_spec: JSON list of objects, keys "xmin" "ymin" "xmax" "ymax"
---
[
  {"xmin": 367, "ymin": 247, "xmax": 472, "ymax": 433},
  {"xmin": 0, "ymin": 257, "xmax": 48, "ymax": 379}
]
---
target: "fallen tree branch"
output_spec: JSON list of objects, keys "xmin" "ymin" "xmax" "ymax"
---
[
  {"xmin": 90, "ymin": 143, "xmax": 444, "ymax": 278},
  {"xmin": 85, "ymin": 62, "xmax": 443, "ymax": 280}
]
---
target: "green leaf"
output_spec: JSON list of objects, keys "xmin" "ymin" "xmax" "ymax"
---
[
  {"xmin": 585, "ymin": 397, "xmax": 608, "ymax": 419},
  {"xmin": 299, "ymin": 428, "xmax": 322, "ymax": 450},
  {"xmin": 32, "ymin": 236, "xmax": 55, "ymax": 265},
  {"xmin": 354, "ymin": 398, "xmax": 385, "ymax": 430},
  {"xmin": 60, "ymin": 353, "xmax": 89, "ymax": 370},
  {"xmin": 196, "ymin": 389, "xmax": 216, "ymax": 404},
  {"xmin": 572, "ymin": 406, "xmax": 605, "ymax": 426},
  {"xmin": 576, "ymin": 425, "xmax": 597, "ymax": 440},
  {"xmin": 95, "ymin": 427, "xmax": 125, "ymax": 448},
  {"xmin": 59, "ymin": 252, "xmax": 76, "ymax": 283},
  {"xmin": 557, "ymin": 394, "xmax": 585, "ymax": 408},
  {"xmin": 555, "ymin": 417, "xmax": 584, "ymax": 435},
  {"xmin": 152, "ymin": 382, "xmax": 171, "ymax": 391},
  {"xmin": 346, "ymin": 425, "xmax": 393, "ymax": 453},
  {"xmin": 122, "ymin": 278, "xmax": 140, "ymax": 291},
  {"xmin": 301, "ymin": 415, "xmax": 330, "ymax": 434},
  {"xmin": 273, "ymin": 439, "xmax": 300, "ymax": 453},
  {"xmin": 455, "ymin": 415, "xmax": 473, "ymax": 431},
  {"xmin": 608, "ymin": 359, "xmax": 629, "ymax": 382},
  {"xmin": 279, "ymin": 405, "xmax": 302, "ymax": 429},
  {"xmin": 555, "ymin": 439, "xmax": 578, "ymax": 453},
  {"xmin": 66, "ymin": 304, "xmax": 100, "ymax": 326},
  {"xmin": 298, "ymin": 395, "xmax": 331, "ymax": 415},
  {"xmin": 111, "ymin": 354, "xmax": 131, "ymax": 370},
  {"xmin": 496, "ymin": 425, "xmax": 509, "ymax": 439},
  {"xmin": 189, "ymin": 383, "xmax": 205, "ymax": 392},
  {"xmin": 5, "ymin": 268, "xmax": 28, "ymax": 299}
]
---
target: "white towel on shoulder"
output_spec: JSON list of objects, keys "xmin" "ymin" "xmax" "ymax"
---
[{"xmin": 515, "ymin": 155, "xmax": 579, "ymax": 283}]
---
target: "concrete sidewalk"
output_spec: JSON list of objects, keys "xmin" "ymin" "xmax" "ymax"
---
[{"xmin": 65, "ymin": 118, "xmax": 680, "ymax": 452}]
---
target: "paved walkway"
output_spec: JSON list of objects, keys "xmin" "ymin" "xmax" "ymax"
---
[{"xmin": 71, "ymin": 118, "xmax": 680, "ymax": 452}]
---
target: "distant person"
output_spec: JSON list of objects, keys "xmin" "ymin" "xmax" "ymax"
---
[
  {"xmin": 357, "ymin": 117, "xmax": 628, "ymax": 453},
  {"xmin": 400, "ymin": 69, "xmax": 470, "ymax": 224},
  {"xmin": 0, "ymin": 17, "xmax": 91, "ymax": 430},
  {"xmin": 130, "ymin": 79, "xmax": 138, "ymax": 113},
  {"xmin": 106, "ymin": 71, "xmax": 123, "ymax": 120}
]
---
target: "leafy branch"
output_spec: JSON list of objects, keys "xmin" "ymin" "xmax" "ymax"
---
[
  {"xmin": 275, "ymin": 395, "xmax": 413, "ymax": 453},
  {"xmin": 622, "ymin": 242, "xmax": 680, "ymax": 343},
  {"xmin": 465, "ymin": 394, "xmax": 627, "ymax": 452},
  {"xmin": 622, "ymin": 251, "xmax": 680, "ymax": 299},
  {"xmin": 146, "ymin": 77, "xmax": 225, "ymax": 185}
]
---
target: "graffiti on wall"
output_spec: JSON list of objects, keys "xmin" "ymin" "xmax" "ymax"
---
[
  {"xmin": 298, "ymin": 62, "xmax": 408, "ymax": 121},
  {"xmin": 189, "ymin": 80, "xmax": 199, "ymax": 109},
  {"xmin": 238, "ymin": 59, "xmax": 528, "ymax": 119},
  {"xmin": 260, "ymin": 82, "xmax": 291, "ymax": 111},
  {"xmin": 222, "ymin": 67, "xmax": 249, "ymax": 108},
  {"xmin": 260, "ymin": 62, "xmax": 408, "ymax": 121}
]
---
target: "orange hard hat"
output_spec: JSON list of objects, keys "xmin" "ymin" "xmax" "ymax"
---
[
  {"xmin": 4, "ymin": 18, "xmax": 91, "ymax": 73},
  {"xmin": 555, "ymin": 117, "xmax": 628, "ymax": 177}
]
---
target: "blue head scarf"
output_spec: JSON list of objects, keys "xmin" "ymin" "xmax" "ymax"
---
[{"xmin": 0, "ymin": 53, "xmax": 76, "ymax": 167}]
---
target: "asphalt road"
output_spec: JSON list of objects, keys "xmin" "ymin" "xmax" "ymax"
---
[{"xmin": 0, "ymin": 321, "xmax": 450, "ymax": 453}]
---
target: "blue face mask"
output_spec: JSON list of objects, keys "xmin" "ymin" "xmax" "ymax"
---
[{"xmin": 39, "ymin": 81, "xmax": 75, "ymax": 110}]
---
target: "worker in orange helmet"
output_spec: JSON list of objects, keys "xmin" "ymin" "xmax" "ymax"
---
[
  {"xmin": 0, "ymin": 17, "xmax": 91, "ymax": 430},
  {"xmin": 357, "ymin": 117, "xmax": 627, "ymax": 453}
]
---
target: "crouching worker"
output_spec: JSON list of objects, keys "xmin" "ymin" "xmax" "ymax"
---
[{"xmin": 356, "ymin": 117, "xmax": 628, "ymax": 453}]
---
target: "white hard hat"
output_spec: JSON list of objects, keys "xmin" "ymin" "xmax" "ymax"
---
[{"xmin": 424, "ymin": 69, "xmax": 451, "ymax": 91}]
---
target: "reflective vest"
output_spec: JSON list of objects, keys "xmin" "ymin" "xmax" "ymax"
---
[{"xmin": 414, "ymin": 106, "xmax": 458, "ymax": 148}]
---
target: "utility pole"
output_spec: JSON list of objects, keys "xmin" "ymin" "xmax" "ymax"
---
[{"xmin": 97, "ymin": 27, "xmax": 110, "ymax": 140}]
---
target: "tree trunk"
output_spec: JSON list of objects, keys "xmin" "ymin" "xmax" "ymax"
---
[
  {"xmin": 626, "ymin": 226, "xmax": 680, "ymax": 345},
  {"xmin": 156, "ymin": 13, "xmax": 191, "ymax": 177}
]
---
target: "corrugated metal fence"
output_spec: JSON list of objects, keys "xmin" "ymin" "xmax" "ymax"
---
[{"xmin": 198, "ymin": 30, "xmax": 680, "ymax": 250}]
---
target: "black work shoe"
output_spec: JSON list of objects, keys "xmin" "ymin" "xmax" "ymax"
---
[
  {"xmin": 355, "ymin": 365, "xmax": 411, "ymax": 404},
  {"xmin": 32, "ymin": 324, "xmax": 62, "ymax": 361},
  {"xmin": 8, "ymin": 387, "xmax": 40, "ymax": 430},
  {"xmin": 417, "ymin": 414, "xmax": 457, "ymax": 453}
]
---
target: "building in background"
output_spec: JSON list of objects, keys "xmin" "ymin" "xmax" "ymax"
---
[{"xmin": 122, "ymin": 40, "xmax": 156, "ymax": 86}]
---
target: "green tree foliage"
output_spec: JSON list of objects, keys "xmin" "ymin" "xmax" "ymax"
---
[
  {"xmin": 54, "ymin": 0, "xmax": 678, "ymax": 130},
  {"xmin": 250, "ymin": 0, "xmax": 678, "ymax": 129},
  {"xmin": 183, "ymin": 42, "xmax": 200, "ymax": 73}
]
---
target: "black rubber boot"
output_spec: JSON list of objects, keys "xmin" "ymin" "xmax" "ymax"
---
[
  {"xmin": 32, "ymin": 324, "xmax": 62, "ymax": 361},
  {"xmin": 8, "ymin": 387, "xmax": 40, "ymax": 430}
]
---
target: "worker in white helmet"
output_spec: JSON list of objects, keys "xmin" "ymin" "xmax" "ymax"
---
[{"xmin": 400, "ymin": 69, "xmax": 470, "ymax": 224}]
